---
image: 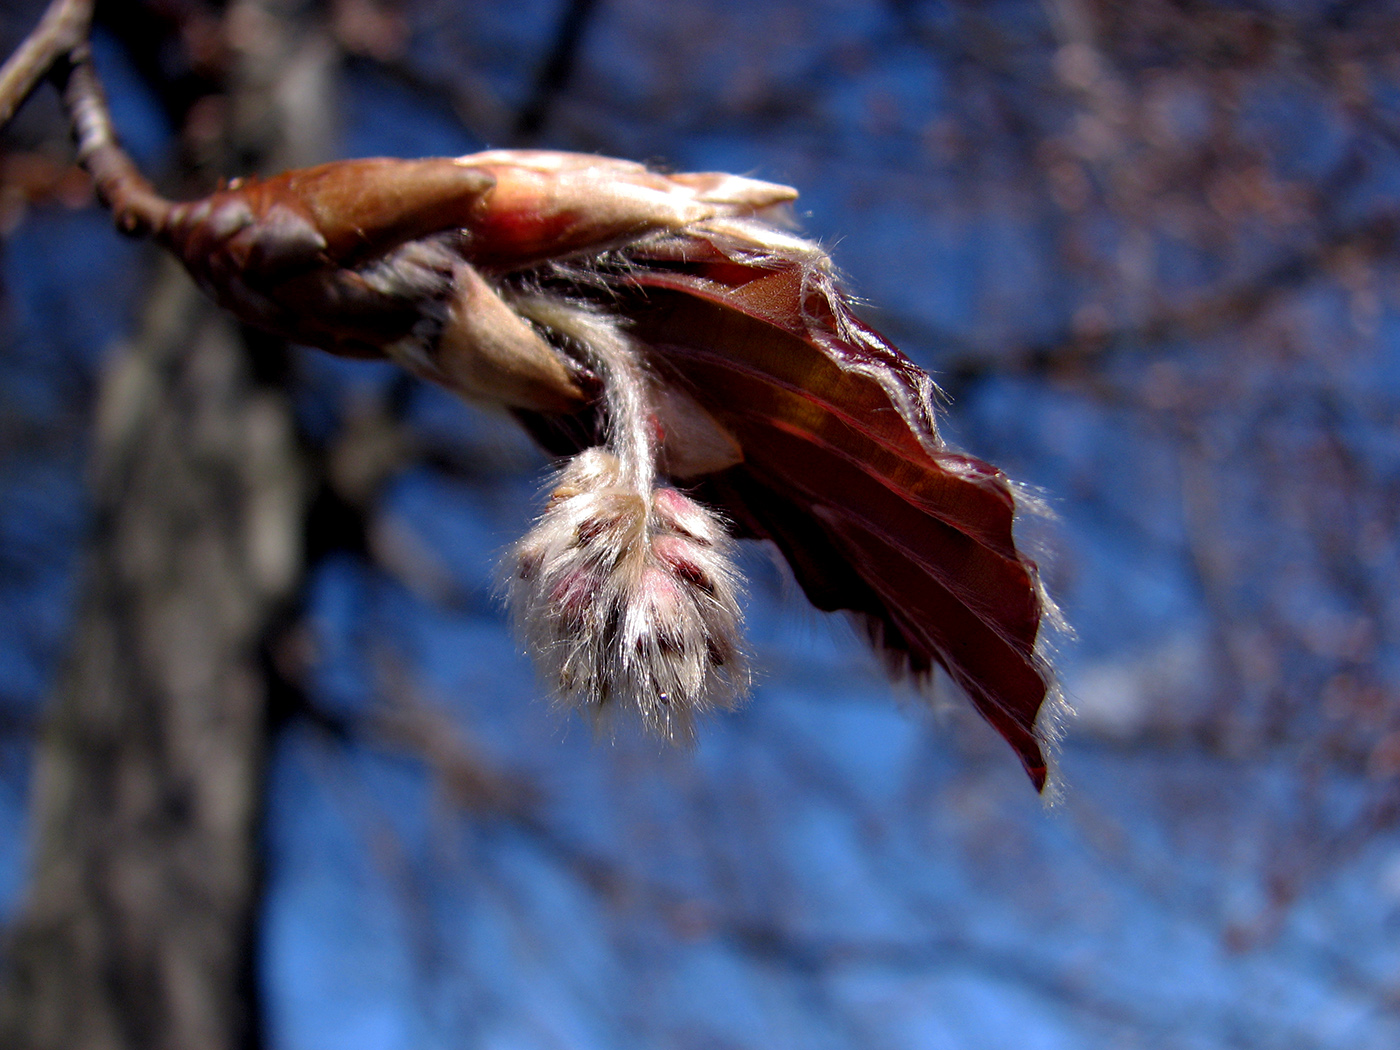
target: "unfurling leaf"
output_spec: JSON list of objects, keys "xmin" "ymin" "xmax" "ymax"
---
[{"xmin": 155, "ymin": 149, "xmax": 1062, "ymax": 790}]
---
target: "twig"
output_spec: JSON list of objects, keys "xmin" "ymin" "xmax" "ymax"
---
[
  {"xmin": 1, "ymin": 0, "xmax": 170, "ymax": 238},
  {"xmin": 0, "ymin": 0, "xmax": 91, "ymax": 129},
  {"xmin": 513, "ymin": 0, "xmax": 600, "ymax": 140},
  {"xmin": 53, "ymin": 46, "xmax": 170, "ymax": 236}
]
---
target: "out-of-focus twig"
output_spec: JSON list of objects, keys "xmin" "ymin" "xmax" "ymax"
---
[
  {"xmin": 931, "ymin": 211, "xmax": 1400, "ymax": 394},
  {"xmin": 1, "ymin": 0, "xmax": 172, "ymax": 238},
  {"xmin": 0, "ymin": 0, "xmax": 91, "ymax": 128},
  {"xmin": 53, "ymin": 47, "xmax": 171, "ymax": 235},
  {"xmin": 513, "ymin": 0, "xmax": 600, "ymax": 140}
]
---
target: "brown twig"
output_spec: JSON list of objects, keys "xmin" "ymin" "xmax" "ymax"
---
[
  {"xmin": 53, "ymin": 46, "xmax": 171, "ymax": 236},
  {"xmin": 0, "ymin": 0, "xmax": 91, "ymax": 128},
  {"xmin": 1, "ymin": 0, "xmax": 171, "ymax": 238}
]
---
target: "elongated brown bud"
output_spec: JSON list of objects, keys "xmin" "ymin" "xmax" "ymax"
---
[
  {"xmin": 455, "ymin": 150, "xmax": 797, "ymax": 266},
  {"xmin": 389, "ymin": 262, "xmax": 584, "ymax": 413}
]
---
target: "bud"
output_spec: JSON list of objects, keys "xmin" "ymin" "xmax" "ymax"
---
[
  {"xmin": 138, "ymin": 147, "xmax": 1057, "ymax": 787},
  {"xmin": 507, "ymin": 449, "xmax": 748, "ymax": 744}
]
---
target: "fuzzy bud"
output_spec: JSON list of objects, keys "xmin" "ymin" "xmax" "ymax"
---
[{"xmin": 506, "ymin": 448, "xmax": 749, "ymax": 743}]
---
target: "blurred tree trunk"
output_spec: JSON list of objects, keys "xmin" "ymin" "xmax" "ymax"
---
[
  {"xmin": 0, "ymin": 3, "xmax": 334, "ymax": 1048},
  {"xmin": 0, "ymin": 265, "xmax": 304, "ymax": 1050}
]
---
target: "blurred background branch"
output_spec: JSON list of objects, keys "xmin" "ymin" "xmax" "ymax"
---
[{"xmin": 0, "ymin": 0, "xmax": 91, "ymax": 128}]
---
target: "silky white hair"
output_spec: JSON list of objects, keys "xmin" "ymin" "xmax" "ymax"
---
[{"xmin": 503, "ymin": 298, "xmax": 749, "ymax": 743}]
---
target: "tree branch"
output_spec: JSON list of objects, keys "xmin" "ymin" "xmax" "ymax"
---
[
  {"xmin": 2, "ymin": 1, "xmax": 171, "ymax": 239},
  {"xmin": 0, "ymin": 0, "xmax": 91, "ymax": 128},
  {"xmin": 50, "ymin": 45, "xmax": 171, "ymax": 236},
  {"xmin": 513, "ymin": 0, "xmax": 601, "ymax": 140}
]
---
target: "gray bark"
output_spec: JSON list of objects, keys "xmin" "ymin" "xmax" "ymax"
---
[
  {"xmin": 0, "ymin": 3, "xmax": 333, "ymax": 1046},
  {"xmin": 0, "ymin": 260, "xmax": 306, "ymax": 1050}
]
